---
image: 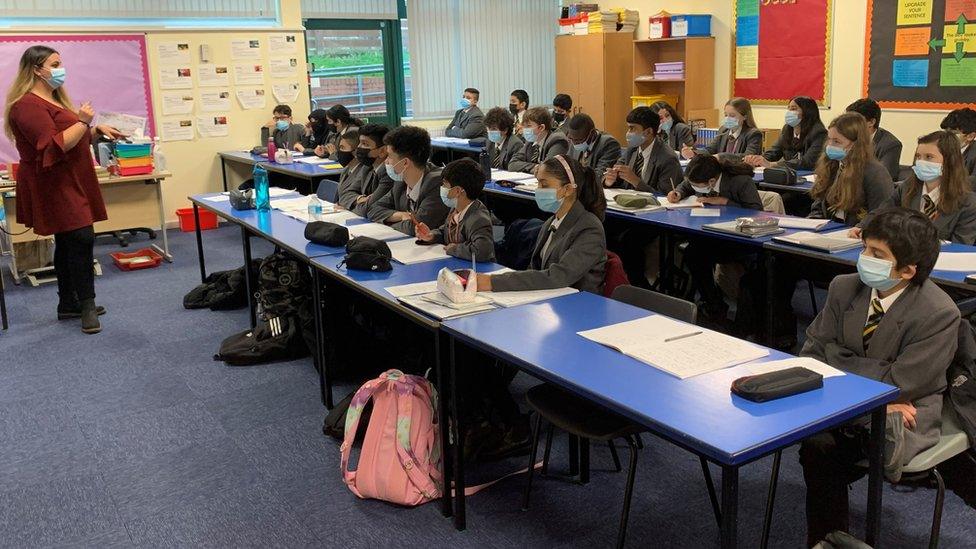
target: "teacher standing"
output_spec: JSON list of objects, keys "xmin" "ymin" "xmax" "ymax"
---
[{"xmin": 3, "ymin": 45, "xmax": 124, "ymax": 334}]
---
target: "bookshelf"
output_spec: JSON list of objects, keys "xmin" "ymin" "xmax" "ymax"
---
[{"xmin": 632, "ymin": 37, "xmax": 718, "ymax": 126}]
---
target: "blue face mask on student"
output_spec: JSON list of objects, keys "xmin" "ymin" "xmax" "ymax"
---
[
  {"xmin": 523, "ymin": 127, "xmax": 537, "ymax": 143},
  {"xmin": 572, "ymin": 141, "xmax": 590, "ymax": 154},
  {"xmin": 824, "ymin": 145, "xmax": 847, "ymax": 161},
  {"xmin": 440, "ymin": 186, "xmax": 457, "ymax": 209},
  {"xmin": 275, "ymin": 120, "xmax": 290, "ymax": 131},
  {"xmin": 857, "ymin": 254, "xmax": 901, "ymax": 292},
  {"xmin": 458, "ymin": 97, "xmax": 471, "ymax": 109},
  {"xmin": 659, "ymin": 119, "xmax": 673, "ymax": 133},
  {"xmin": 723, "ymin": 116, "xmax": 740, "ymax": 130},
  {"xmin": 912, "ymin": 160, "xmax": 943, "ymax": 182},
  {"xmin": 785, "ymin": 110, "xmax": 801, "ymax": 128},
  {"xmin": 534, "ymin": 187, "xmax": 562, "ymax": 213},
  {"xmin": 487, "ymin": 130, "xmax": 502, "ymax": 143},
  {"xmin": 45, "ymin": 67, "xmax": 66, "ymax": 89},
  {"xmin": 625, "ymin": 131, "xmax": 644, "ymax": 148},
  {"xmin": 386, "ymin": 159, "xmax": 406, "ymax": 182}
]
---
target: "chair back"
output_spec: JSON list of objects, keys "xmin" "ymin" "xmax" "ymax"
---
[
  {"xmin": 758, "ymin": 190, "xmax": 785, "ymax": 214},
  {"xmin": 603, "ymin": 251, "xmax": 630, "ymax": 297},
  {"xmin": 316, "ymin": 179, "xmax": 339, "ymax": 202},
  {"xmin": 611, "ymin": 285, "xmax": 697, "ymax": 324}
]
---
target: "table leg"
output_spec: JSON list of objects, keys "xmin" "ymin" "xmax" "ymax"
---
[
  {"xmin": 865, "ymin": 406, "xmax": 885, "ymax": 546},
  {"xmin": 310, "ymin": 268, "xmax": 330, "ymax": 407},
  {"xmin": 434, "ymin": 330, "xmax": 453, "ymax": 518},
  {"xmin": 240, "ymin": 226, "xmax": 257, "ymax": 329},
  {"xmin": 579, "ymin": 437, "xmax": 590, "ymax": 484},
  {"xmin": 0, "ymin": 266, "xmax": 8, "ymax": 330},
  {"xmin": 764, "ymin": 251, "xmax": 776, "ymax": 347},
  {"xmin": 154, "ymin": 180, "xmax": 172, "ymax": 262},
  {"xmin": 193, "ymin": 204, "xmax": 207, "ymax": 282},
  {"xmin": 720, "ymin": 465, "xmax": 739, "ymax": 549},
  {"xmin": 221, "ymin": 157, "xmax": 229, "ymax": 192},
  {"xmin": 569, "ymin": 435, "xmax": 580, "ymax": 477},
  {"xmin": 760, "ymin": 450, "xmax": 782, "ymax": 549},
  {"xmin": 449, "ymin": 337, "xmax": 466, "ymax": 530}
]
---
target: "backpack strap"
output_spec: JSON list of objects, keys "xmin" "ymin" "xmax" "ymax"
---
[
  {"xmin": 339, "ymin": 371, "xmax": 397, "ymax": 498},
  {"xmin": 392, "ymin": 375, "xmax": 443, "ymax": 500}
]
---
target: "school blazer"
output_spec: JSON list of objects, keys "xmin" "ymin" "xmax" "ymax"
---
[
  {"xmin": 429, "ymin": 199, "xmax": 496, "ymax": 262},
  {"xmin": 881, "ymin": 184, "xmax": 976, "ymax": 245},
  {"xmin": 260, "ymin": 124, "xmax": 305, "ymax": 150},
  {"xmin": 873, "ymin": 127, "xmax": 904, "ymax": 180},
  {"xmin": 335, "ymin": 161, "xmax": 369, "ymax": 210},
  {"xmin": 352, "ymin": 165, "xmax": 393, "ymax": 217},
  {"xmin": 490, "ymin": 200, "xmax": 607, "ymax": 294},
  {"xmin": 662, "ymin": 122, "xmax": 696, "ymax": 152},
  {"xmin": 809, "ymin": 160, "xmax": 893, "ymax": 226},
  {"xmin": 488, "ymin": 133, "xmax": 524, "ymax": 171},
  {"xmin": 508, "ymin": 131, "xmax": 571, "ymax": 174},
  {"xmin": 612, "ymin": 141, "xmax": 683, "ymax": 194},
  {"xmin": 325, "ymin": 125, "xmax": 359, "ymax": 160},
  {"xmin": 801, "ymin": 273, "xmax": 959, "ymax": 469},
  {"xmin": 674, "ymin": 173, "xmax": 763, "ymax": 211},
  {"xmin": 367, "ymin": 166, "xmax": 449, "ymax": 236},
  {"xmin": 574, "ymin": 132, "xmax": 622, "ymax": 181},
  {"xmin": 445, "ymin": 106, "xmax": 486, "ymax": 139},
  {"xmin": 705, "ymin": 127, "xmax": 764, "ymax": 157},
  {"xmin": 763, "ymin": 121, "xmax": 828, "ymax": 171}
]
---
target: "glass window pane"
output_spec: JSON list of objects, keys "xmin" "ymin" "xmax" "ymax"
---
[
  {"xmin": 307, "ymin": 28, "xmax": 387, "ymax": 118},
  {"xmin": 401, "ymin": 18, "xmax": 412, "ymax": 117}
]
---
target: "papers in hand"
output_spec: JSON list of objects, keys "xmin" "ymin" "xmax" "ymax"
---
[
  {"xmin": 577, "ymin": 315, "xmax": 769, "ymax": 379},
  {"xmin": 491, "ymin": 169, "xmax": 538, "ymax": 183},
  {"xmin": 386, "ymin": 238, "xmax": 450, "ymax": 264},
  {"xmin": 934, "ymin": 252, "xmax": 976, "ymax": 271},
  {"xmin": 744, "ymin": 357, "xmax": 844, "ymax": 379},
  {"xmin": 772, "ymin": 228, "xmax": 862, "ymax": 253}
]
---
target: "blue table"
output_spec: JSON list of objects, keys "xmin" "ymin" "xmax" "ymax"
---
[
  {"xmin": 218, "ymin": 151, "xmax": 343, "ymax": 193},
  {"xmin": 431, "ymin": 137, "xmax": 485, "ymax": 158},
  {"xmin": 441, "ymin": 291, "xmax": 898, "ymax": 547}
]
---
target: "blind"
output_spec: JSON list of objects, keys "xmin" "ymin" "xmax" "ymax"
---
[
  {"xmin": 301, "ymin": 0, "xmax": 398, "ymax": 20},
  {"xmin": 407, "ymin": 0, "xmax": 558, "ymax": 118},
  {"xmin": 0, "ymin": 0, "xmax": 277, "ymax": 19}
]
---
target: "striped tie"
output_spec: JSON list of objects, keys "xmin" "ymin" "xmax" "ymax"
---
[
  {"xmin": 862, "ymin": 298, "xmax": 884, "ymax": 348},
  {"xmin": 491, "ymin": 147, "xmax": 502, "ymax": 168},
  {"xmin": 923, "ymin": 194, "xmax": 938, "ymax": 219},
  {"xmin": 632, "ymin": 151, "xmax": 644, "ymax": 181},
  {"xmin": 530, "ymin": 144, "xmax": 541, "ymax": 163}
]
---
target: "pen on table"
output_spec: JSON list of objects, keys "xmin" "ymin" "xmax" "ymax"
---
[{"xmin": 664, "ymin": 331, "xmax": 702, "ymax": 343}]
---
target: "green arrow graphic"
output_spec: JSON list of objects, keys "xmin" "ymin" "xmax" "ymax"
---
[
  {"xmin": 930, "ymin": 37, "xmax": 947, "ymax": 50},
  {"xmin": 958, "ymin": 14, "xmax": 968, "ymax": 34},
  {"xmin": 956, "ymin": 40, "xmax": 966, "ymax": 62}
]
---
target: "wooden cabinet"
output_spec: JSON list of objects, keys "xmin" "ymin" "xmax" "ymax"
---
[
  {"xmin": 632, "ymin": 37, "xmax": 718, "ymax": 127},
  {"xmin": 555, "ymin": 34, "xmax": 633, "ymax": 143}
]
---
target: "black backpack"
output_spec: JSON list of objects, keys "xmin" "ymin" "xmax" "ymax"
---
[
  {"xmin": 182, "ymin": 260, "xmax": 260, "ymax": 311},
  {"xmin": 949, "ymin": 321, "xmax": 976, "ymax": 446},
  {"xmin": 339, "ymin": 237, "xmax": 392, "ymax": 272},
  {"xmin": 214, "ymin": 316, "xmax": 307, "ymax": 366},
  {"xmin": 257, "ymin": 250, "xmax": 317, "ymax": 356}
]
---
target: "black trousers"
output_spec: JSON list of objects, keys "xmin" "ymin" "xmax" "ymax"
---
[
  {"xmin": 54, "ymin": 225, "xmax": 96, "ymax": 303},
  {"xmin": 684, "ymin": 240, "xmax": 753, "ymax": 312},
  {"xmin": 799, "ymin": 428, "xmax": 869, "ymax": 547}
]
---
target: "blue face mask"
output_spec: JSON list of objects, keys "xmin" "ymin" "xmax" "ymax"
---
[
  {"xmin": 825, "ymin": 145, "xmax": 848, "ymax": 161},
  {"xmin": 534, "ymin": 187, "xmax": 562, "ymax": 213},
  {"xmin": 572, "ymin": 141, "xmax": 589, "ymax": 154},
  {"xmin": 45, "ymin": 67, "xmax": 66, "ymax": 89},
  {"xmin": 785, "ymin": 110, "xmax": 801, "ymax": 128},
  {"xmin": 912, "ymin": 160, "xmax": 943, "ymax": 182},
  {"xmin": 723, "ymin": 116, "xmax": 740, "ymax": 130},
  {"xmin": 487, "ymin": 130, "xmax": 502, "ymax": 143},
  {"xmin": 386, "ymin": 159, "xmax": 406, "ymax": 182},
  {"xmin": 275, "ymin": 120, "xmax": 290, "ymax": 131},
  {"xmin": 659, "ymin": 119, "xmax": 673, "ymax": 133},
  {"xmin": 440, "ymin": 186, "xmax": 457, "ymax": 209},
  {"xmin": 522, "ymin": 127, "xmax": 537, "ymax": 143},
  {"xmin": 458, "ymin": 97, "xmax": 471, "ymax": 109},
  {"xmin": 857, "ymin": 253, "xmax": 902, "ymax": 292},
  {"xmin": 625, "ymin": 131, "xmax": 644, "ymax": 148}
]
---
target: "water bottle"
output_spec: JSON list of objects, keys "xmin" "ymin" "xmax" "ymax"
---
[
  {"xmin": 266, "ymin": 137, "xmax": 277, "ymax": 164},
  {"xmin": 479, "ymin": 149, "xmax": 492, "ymax": 183},
  {"xmin": 253, "ymin": 163, "xmax": 271, "ymax": 211},
  {"xmin": 307, "ymin": 194, "xmax": 323, "ymax": 220},
  {"xmin": 152, "ymin": 137, "xmax": 166, "ymax": 171}
]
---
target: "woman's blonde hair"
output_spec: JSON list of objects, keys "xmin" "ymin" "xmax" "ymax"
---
[
  {"xmin": 810, "ymin": 112, "xmax": 875, "ymax": 213},
  {"xmin": 4, "ymin": 45, "xmax": 73, "ymax": 141}
]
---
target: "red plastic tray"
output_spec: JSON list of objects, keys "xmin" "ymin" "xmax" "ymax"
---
[{"xmin": 110, "ymin": 248, "xmax": 163, "ymax": 271}]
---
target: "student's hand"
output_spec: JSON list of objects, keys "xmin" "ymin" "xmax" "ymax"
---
[
  {"xmin": 304, "ymin": 124, "xmax": 312, "ymax": 136},
  {"xmin": 96, "ymin": 125, "xmax": 126, "ymax": 140},
  {"xmin": 314, "ymin": 145, "xmax": 326, "ymax": 158},
  {"xmin": 698, "ymin": 196, "xmax": 728, "ymax": 206},
  {"xmin": 386, "ymin": 211, "xmax": 411, "ymax": 224},
  {"xmin": 445, "ymin": 243, "xmax": 458, "ymax": 255},
  {"xmin": 324, "ymin": 143, "xmax": 337, "ymax": 155},
  {"xmin": 743, "ymin": 155, "xmax": 770, "ymax": 168},
  {"xmin": 355, "ymin": 195, "xmax": 369, "ymax": 205},
  {"xmin": 680, "ymin": 145, "xmax": 696, "ymax": 160},
  {"xmin": 77, "ymin": 102, "xmax": 95, "ymax": 125},
  {"xmin": 416, "ymin": 222, "xmax": 432, "ymax": 241},
  {"xmin": 888, "ymin": 402, "xmax": 918, "ymax": 430},
  {"xmin": 293, "ymin": 143, "xmax": 305, "ymax": 153},
  {"xmin": 848, "ymin": 227, "xmax": 862, "ymax": 239},
  {"xmin": 667, "ymin": 191, "xmax": 681, "ymax": 203},
  {"xmin": 475, "ymin": 273, "xmax": 492, "ymax": 292},
  {"xmin": 264, "ymin": 119, "xmax": 276, "ymax": 130},
  {"xmin": 616, "ymin": 165, "xmax": 639, "ymax": 186},
  {"xmin": 603, "ymin": 167, "xmax": 619, "ymax": 188}
]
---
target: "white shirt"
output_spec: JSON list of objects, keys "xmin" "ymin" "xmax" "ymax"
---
[
  {"xmin": 922, "ymin": 184, "xmax": 941, "ymax": 212},
  {"xmin": 868, "ymin": 285, "xmax": 907, "ymax": 320},
  {"xmin": 406, "ymin": 175, "xmax": 423, "ymax": 206},
  {"xmin": 963, "ymin": 142, "xmax": 970, "ymax": 156},
  {"xmin": 639, "ymin": 139, "xmax": 656, "ymax": 179},
  {"xmin": 453, "ymin": 201, "xmax": 473, "ymax": 223},
  {"xmin": 540, "ymin": 212, "xmax": 565, "ymax": 262}
]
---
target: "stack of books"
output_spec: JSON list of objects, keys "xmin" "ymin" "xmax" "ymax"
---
[
  {"xmin": 586, "ymin": 11, "xmax": 618, "ymax": 33},
  {"xmin": 653, "ymin": 61, "xmax": 684, "ymax": 80},
  {"xmin": 616, "ymin": 9, "xmax": 640, "ymax": 33},
  {"xmin": 573, "ymin": 12, "xmax": 589, "ymax": 35}
]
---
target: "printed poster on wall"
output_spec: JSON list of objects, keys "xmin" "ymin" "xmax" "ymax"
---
[
  {"xmin": 198, "ymin": 64, "xmax": 230, "ymax": 87},
  {"xmin": 269, "ymin": 57, "xmax": 299, "ymax": 78},
  {"xmin": 161, "ymin": 119, "xmax": 194, "ymax": 141},
  {"xmin": 272, "ymin": 83, "xmax": 301, "ymax": 104},
  {"xmin": 160, "ymin": 92, "xmax": 193, "ymax": 115},
  {"xmin": 158, "ymin": 66, "xmax": 193, "ymax": 90},
  {"xmin": 236, "ymin": 88, "xmax": 268, "ymax": 110},
  {"xmin": 231, "ymin": 39, "xmax": 262, "ymax": 60},
  {"xmin": 197, "ymin": 115, "xmax": 230, "ymax": 138},
  {"xmin": 157, "ymin": 41, "xmax": 191, "ymax": 65},
  {"xmin": 233, "ymin": 63, "xmax": 265, "ymax": 85},
  {"xmin": 269, "ymin": 34, "xmax": 298, "ymax": 54},
  {"xmin": 199, "ymin": 90, "xmax": 231, "ymax": 112}
]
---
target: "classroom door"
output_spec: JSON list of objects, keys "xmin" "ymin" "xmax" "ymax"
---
[{"xmin": 304, "ymin": 19, "xmax": 406, "ymax": 127}]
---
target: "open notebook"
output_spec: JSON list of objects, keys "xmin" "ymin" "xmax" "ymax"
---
[
  {"xmin": 578, "ymin": 315, "xmax": 769, "ymax": 379},
  {"xmin": 772, "ymin": 228, "xmax": 862, "ymax": 253}
]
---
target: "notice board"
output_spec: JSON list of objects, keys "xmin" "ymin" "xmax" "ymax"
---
[
  {"xmin": 864, "ymin": 0, "xmax": 976, "ymax": 109},
  {"xmin": 731, "ymin": 0, "xmax": 834, "ymax": 105}
]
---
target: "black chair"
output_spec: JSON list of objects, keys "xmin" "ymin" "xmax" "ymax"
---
[{"xmin": 521, "ymin": 285, "xmax": 697, "ymax": 549}]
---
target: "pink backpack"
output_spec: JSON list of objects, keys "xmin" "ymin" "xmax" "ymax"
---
[{"xmin": 340, "ymin": 369, "xmax": 442, "ymax": 506}]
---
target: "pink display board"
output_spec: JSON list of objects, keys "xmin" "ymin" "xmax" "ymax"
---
[{"xmin": 0, "ymin": 34, "xmax": 154, "ymax": 163}]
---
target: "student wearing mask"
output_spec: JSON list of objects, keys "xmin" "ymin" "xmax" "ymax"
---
[
  {"xmin": 940, "ymin": 107, "xmax": 976, "ymax": 176},
  {"xmin": 604, "ymin": 106, "xmax": 682, "ymax": 194},
  {"xmin": 416, "ymin": 158, "xmax": 495, "ymax": 262},
  {"xmin": 317, "ymin": 104, "xmax": 360, "ymax": 160},
  {"xmin": 445, "ymin": 87, "xmax": 486, "ymax": 139},
  {"xmin": 800, "ymin": 207, "xmax": 959, "ymax": 547},
  {"xmin": 668, "ymin": 155, "xmax": 763, "ymax": 320},
  {"xmin": 260, "ymin": 104, "xmax": 305, "ymax": 151},
  {"xmin": 345, "ymin": 123, "xmax": 392, "ymax": 217},
  {"xmin": 476, "ymin": 155, "xmax": 606, "ymax": 294},
  {"xmin": 564, "ymin": 113, "xmax": 621, "ymax": 181},
  {"xmin": 651, "ymin": 100, "xmax": 695, "ymax": 153},
  {"xmin": 683, "ymin": 97, "xmax": 763, "ymax": 159},
  {"xmin": 333, "ymin": 130, "xmax": 364, "ymax": 210},
  {"xmin": 297, "ymin": 108, "xmax": 331, "ymax": 153},
  {"xmin": 551, "ymin": 93, "xmax": 573, "ymax": 132},
  {"xmin": 368, "ymin": 125, "xmax": 449, "ymax": 236},
  {"xmin": 508, "ymin": 107, "xmax": 570, "ymax": 174},
  {"xmin": 745, "ymin": 95, "xmax": 827, "ymax": 171},
  {"xmin": 510, "ymin": 89, "xmax": 529, "ymax": 133},
  {"xmin": 484, "ymin": 107, "xmax": 524, "ymax": 170},
  {"xmin": 846, "ymin": 98, "xmax": 903, "ymax": 180}
]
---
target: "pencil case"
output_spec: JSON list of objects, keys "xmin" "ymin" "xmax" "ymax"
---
[{"xmin": 731, "ymin": 366, "xmax": 823, "ymax": 402}]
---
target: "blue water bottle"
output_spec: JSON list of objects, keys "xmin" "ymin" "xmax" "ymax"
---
[{"xmin": 253, "ymin": 163, "xmax": 270, "ymax": 211}]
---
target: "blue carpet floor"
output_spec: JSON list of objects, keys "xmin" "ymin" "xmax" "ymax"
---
[{"xmin": 1, "ymin": 225, "xmax": 974, "ymax": 548}]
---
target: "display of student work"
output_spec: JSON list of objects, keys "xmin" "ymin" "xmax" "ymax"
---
[
  {"xmin": 731, "ymin": 0, "xmax": 833, "ymax": 105},
  {"xmin": 864, "ymin": 0, "xmax": 976, "ymax": 109},
  {"xmin": 0, "ymin": 34, "xmax": 154, "ymax": 162}
]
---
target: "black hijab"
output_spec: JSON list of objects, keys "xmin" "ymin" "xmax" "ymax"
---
[{"xmin": 308, "ymin": 108, "xmax": 330, "ymax": 144}]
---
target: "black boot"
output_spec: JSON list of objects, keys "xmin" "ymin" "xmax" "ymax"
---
[
  {"xmin": 79, "ymin": 298, "xmax": 101, "ymax": 334},
  {"xmin": 57, "ymin": 297, "xmax": 106, "ymax": 320}
]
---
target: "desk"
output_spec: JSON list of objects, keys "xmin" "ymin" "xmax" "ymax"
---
[
  {"xmin": 442, "ymin": 291, "xmax": 899, "ymax": 547},
  {"xmin": 1, "ymin": 171, "xmax": 172, "ymax": 285},
  {"xmin": 217, "ymin": 151, "xmax": 343, "ymax": 193},
  {"xmin": 431, "ymin": 138, "xmax": 485, "ymax": 163}
]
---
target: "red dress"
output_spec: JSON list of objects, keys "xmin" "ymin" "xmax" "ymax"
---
[{"xmin": 9, "ymin": 93, "xmax": 106, "ymax": 236}]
